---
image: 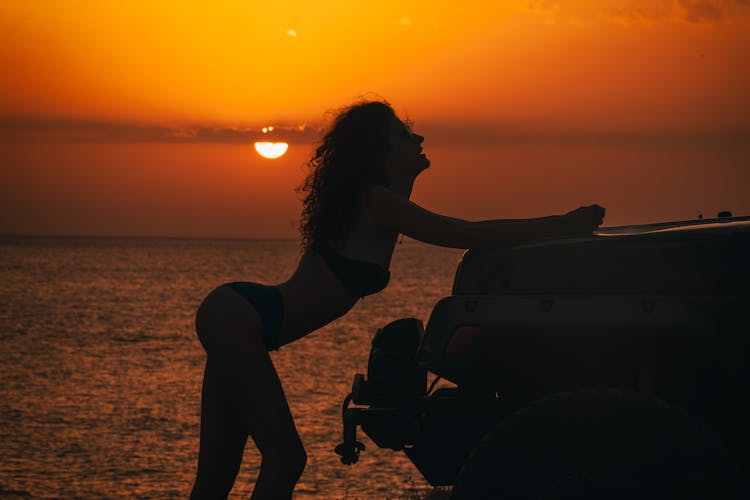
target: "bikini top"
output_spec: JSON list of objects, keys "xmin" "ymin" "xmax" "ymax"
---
[{"xmin": 313, "ymin": 244, "xmax": 391, "ymax": 298}]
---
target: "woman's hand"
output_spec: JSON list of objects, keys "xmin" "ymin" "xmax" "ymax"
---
[{"xmin": 564, "ymin": 205, "xmax": 606, "ymax": 236}]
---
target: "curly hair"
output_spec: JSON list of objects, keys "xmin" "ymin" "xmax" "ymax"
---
[{"xmin": 298, "ymin": 100, "xmax": 396, "ymax": 250}]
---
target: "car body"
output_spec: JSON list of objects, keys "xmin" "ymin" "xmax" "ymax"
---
[{"xmin": 336, "ymin": 216, "xmax": 750, "ymax": 496}]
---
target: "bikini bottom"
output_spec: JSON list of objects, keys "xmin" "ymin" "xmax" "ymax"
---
[{"xmin": 223, "ymin": 282, "xmax": 284, "ymax": 351}]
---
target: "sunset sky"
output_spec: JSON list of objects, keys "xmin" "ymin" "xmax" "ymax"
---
[{"xmin": 1, "ymin": 1, "xmax": 749, "ymax": 238}]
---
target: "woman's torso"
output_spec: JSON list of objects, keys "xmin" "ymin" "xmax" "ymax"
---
[{"xmin": 275, "ymin": 214, "xmax": 399, "ymax": 346}]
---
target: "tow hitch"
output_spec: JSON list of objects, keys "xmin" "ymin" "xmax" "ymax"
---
[{"xmin": 334, "ymin": 394, "xmax": 365, "ymax": 465}]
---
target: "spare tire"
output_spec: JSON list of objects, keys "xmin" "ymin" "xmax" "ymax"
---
[{"xmin": 451, "ymin": 388, "xmax": 745, "ymax": 500}]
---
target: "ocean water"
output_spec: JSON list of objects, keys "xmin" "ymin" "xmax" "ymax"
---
[{"xmin": 0, "ymin": 237, "xmax": 464, "ymax": 499}]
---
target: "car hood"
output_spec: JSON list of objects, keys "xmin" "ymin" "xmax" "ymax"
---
[{"xmin": 453, "ymin": 216, "xmax": 750, "ymax": 296}]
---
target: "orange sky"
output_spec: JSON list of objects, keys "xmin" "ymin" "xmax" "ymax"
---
[{"xmin": 1, "ymin": 1, "xmax": 749, "ymax": 238}]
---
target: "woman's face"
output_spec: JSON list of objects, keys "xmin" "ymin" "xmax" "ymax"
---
[{"xmin": 384, "ymin": 118, "xmax": 430, "ymax": 176}]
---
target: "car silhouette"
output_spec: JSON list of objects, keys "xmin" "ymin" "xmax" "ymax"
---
[{"xmin": 336, "ymin": 214, "xmax": 750, "ymax": 499}]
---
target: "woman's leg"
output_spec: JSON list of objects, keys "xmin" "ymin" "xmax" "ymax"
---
[
  {"xmin": 191, "ymin": 359, "xmax": 248, "ymax": 499},
  {"xmin": 192, "ymin": 286, "xmax": 306, "ymax": 500}
]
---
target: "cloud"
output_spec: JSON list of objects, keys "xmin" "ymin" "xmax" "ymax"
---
[
  {"xmin": 674, "ymin": 0, "xmax": 749, "ymax": 23},
  {"xmin": 523, "ymin": 0, "xmax": 750, "ymax": 25},
  {"xmin": 0, "ymin": 118, "xmax": 319, "ymax": 144},
  {"xmin": 417, "ymin": 121, "xmax": 749, "ymax": 148},
  {"xmin": 1, "ymin": 117, "xmax": 748, "ymax": 149}
]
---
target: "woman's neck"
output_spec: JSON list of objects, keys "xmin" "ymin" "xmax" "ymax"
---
[{"xmin": 384, "ymin": 171, "xmax": 417, "ymax": 198}]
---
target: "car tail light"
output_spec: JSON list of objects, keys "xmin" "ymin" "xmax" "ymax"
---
[{"xmin": 446, "ymin": 325, "xmax": 482, "ymax": 358}]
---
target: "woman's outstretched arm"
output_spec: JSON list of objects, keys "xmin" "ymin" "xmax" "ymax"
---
[{"xmin": 365, "ymin": 185, "xmax": 605, "ymax": 249}]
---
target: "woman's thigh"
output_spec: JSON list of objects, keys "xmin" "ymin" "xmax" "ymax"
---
[{"xmin": 195, "ymin": 285, "xmax": 303, "ymax": 454}]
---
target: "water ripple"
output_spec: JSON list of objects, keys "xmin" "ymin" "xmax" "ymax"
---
[{"xmin": 0, "ymin": 238, "xmax": 463, "ymax": 498}]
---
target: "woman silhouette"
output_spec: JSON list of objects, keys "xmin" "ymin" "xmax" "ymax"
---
[{"xmin": 190, "ymin": 100, "xmax": 605, "ymax": 499}]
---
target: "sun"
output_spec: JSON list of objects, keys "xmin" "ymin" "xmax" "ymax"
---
[
  {"xmin": 254, "ymin": 126, "xmax": 289, "ymax": 159},
  {"xmin": 254, "ymin": 141, "xmax": 289, "ymax": 159}
]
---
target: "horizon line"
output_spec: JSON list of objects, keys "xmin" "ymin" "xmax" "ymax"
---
[
  {"xmin": 0, "ymin": 233, "xmax": 441, "ymax": 244},
  {"xmin": 0, "ymin": 233, "xmax": 298, "ymax": 242}
]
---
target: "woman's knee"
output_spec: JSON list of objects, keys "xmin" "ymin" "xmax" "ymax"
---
[
  {"xmin": 263, "ymin": 443, "xmax": 307, "ymax": 482},
  {"xmin": 289, "ymin": 445, "xmax": 307, "ymax": 477}
]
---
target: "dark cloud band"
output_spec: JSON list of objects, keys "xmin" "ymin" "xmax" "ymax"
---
[{"xmin": 0, "ymin": 118, "xmax": 319, "ymax": 144}]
